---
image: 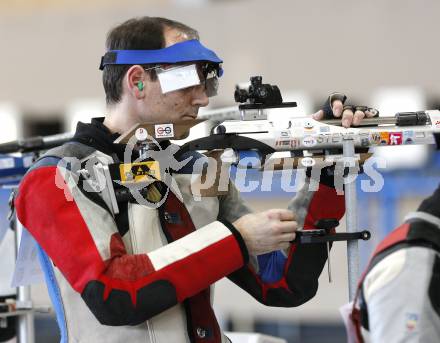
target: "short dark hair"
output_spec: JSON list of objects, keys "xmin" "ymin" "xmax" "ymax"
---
[{"xmin": 102, "ymin": 17, "xmax": 199, "ymax": 105}]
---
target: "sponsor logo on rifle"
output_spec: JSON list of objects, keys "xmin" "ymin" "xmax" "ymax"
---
[
  {"xmin": 403, "ymin": 130, "xmax": 414, "ymax": 138},
  {"xmin": 290, "ymin": 138, "xmax": 300, "ymax": 148},
  {"xmin": 403, "ymin": 130, "xmax": 414, "ymax": 144},
  {"xmin": 379, "ymin": 132, "xmax": 389, "ymax": 145},
  {"xmin": 317, "ymin": 134, "xmax": 331, "ymax": 144},
  {"xmin": 303, "ymin": 119, "xmax": 314, "ymax": 129},
  {"xmin": 276, "ymin": 139, "xmax": 299, "ymax": 148},
  {"xmin": 332, "ymin": 133, "xmax": 342, "ymax": 143},
  {"xmin": 388, "ymin": 132, "xmax": 403, "ymax": 145},
  {"xmin": 301, "ymin": 157, "xmax": 316, "ymax": 167},
  {"xmin": 276, "ymin": 140, "xmax": 291, "ymax": 147},
  {"xmin": 302, "ymin": 136, "xmax": 317, "ymax": 147},
  {"xmin": 369, "ymin": 133, "xmax": 381, "ymax": 145}
]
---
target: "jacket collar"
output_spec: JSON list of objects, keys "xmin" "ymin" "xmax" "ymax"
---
[
  {"xmin": 71, "ymin": 117, "xmax": 127, "ymax": 160},
  {"xmin": 71, "ymin": 117, "xmax": 177, "ymax": 162}
]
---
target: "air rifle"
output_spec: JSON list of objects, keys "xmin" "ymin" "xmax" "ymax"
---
[{"xmin": 116, "ymin": 76, "xmax": 440, "ymax": 171}]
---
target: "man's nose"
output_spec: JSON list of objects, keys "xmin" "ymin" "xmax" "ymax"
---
[{"xmin": 191, "ymin": 85, "xmax": 209, "ymax": 107}]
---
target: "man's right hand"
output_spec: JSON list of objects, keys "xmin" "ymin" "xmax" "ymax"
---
[{"xmin": 232, "ymin": 209, "xmax": 298, "ymax": 256}]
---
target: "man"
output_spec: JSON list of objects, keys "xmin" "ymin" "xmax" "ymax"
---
[
  {"xmin": 350, "ymin": 175, "xmax": 440, "ymax": 341},
  {"xmin": 14, "ymin": 17, "xmax": 375, "ymax": 343}
]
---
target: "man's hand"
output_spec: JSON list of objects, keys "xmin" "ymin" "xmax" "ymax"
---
[
  {"xmin": 233, "ymin": 209, "xmax": 297, "ymax": 256},
  {"xmin": 312, "ymin": 93, "xmax": 379, "ymax": 128}
]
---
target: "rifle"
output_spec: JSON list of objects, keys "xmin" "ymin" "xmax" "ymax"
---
[{"xmin": 116, "ymin": 77, "xmax": 439, "ymax": 174}]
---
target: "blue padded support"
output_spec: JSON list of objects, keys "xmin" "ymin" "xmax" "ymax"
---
[
  {"xmin": 257, "ymin": 250, "xmax": 288, "ymax": 283},
  {"xmin": 37, "ymin": 245, "xmax": 67, "ymax": 343}
]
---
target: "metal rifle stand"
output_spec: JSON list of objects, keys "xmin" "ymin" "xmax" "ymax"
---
[
  {"xmin": 342, "ymin": 138, "xmax": 360, "ymax": 301},
  {"xmin": 13, "ymin": 218, "xmax": 35, "ymax": 343}
]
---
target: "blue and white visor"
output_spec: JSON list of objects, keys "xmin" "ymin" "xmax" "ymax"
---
[
  {"xmin": 99, "ymin": 39, "xmax": 223, "ymax": 96},
  {"xmin": 99, "ymin": 39, "xmax": 223, "ymax": 73}
]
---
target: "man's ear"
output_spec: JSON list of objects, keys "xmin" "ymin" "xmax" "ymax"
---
[{"xmin": 125, "ymin": 65, "xmax": 146, "ymax": 99}]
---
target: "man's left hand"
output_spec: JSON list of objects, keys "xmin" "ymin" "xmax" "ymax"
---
[{"xmin": 312, "ymin": 92, "xmax": 379, "ymax": 128}]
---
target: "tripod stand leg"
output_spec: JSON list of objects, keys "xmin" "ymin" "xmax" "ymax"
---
[{"xmin": 342, "ymin": 139, "xmax": 360, "ymax": 301}]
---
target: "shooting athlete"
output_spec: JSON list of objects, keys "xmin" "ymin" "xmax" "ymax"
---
[
  {"xmin": 349, "ymin": 133, "xmax": 440, "ymax": 342},
  {"xmin": 14, "ymin": 17, "xmax": 375, "ymax": 343}
]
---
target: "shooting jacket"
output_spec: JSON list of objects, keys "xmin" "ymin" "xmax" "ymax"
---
[
  {"xmin": 351, "ymin": 209, "xmax": 440, "ymax": 342},
  {"xmin": 14, "ymin": 118, "xmax": 345, "ymax": 343}
]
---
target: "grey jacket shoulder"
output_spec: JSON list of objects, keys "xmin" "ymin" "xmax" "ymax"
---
[
  {"xmin": 26, "ymin": 142, "xmax": 97, "ymax": 172},
  {"xmin": 40, "ymin": 141, "xmax": 96, "ymax": 161}
]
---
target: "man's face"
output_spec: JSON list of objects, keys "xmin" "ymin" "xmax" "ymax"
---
[{"xmin": 139, "ymin": 28, "xmax": 210, "ymax": 124}]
